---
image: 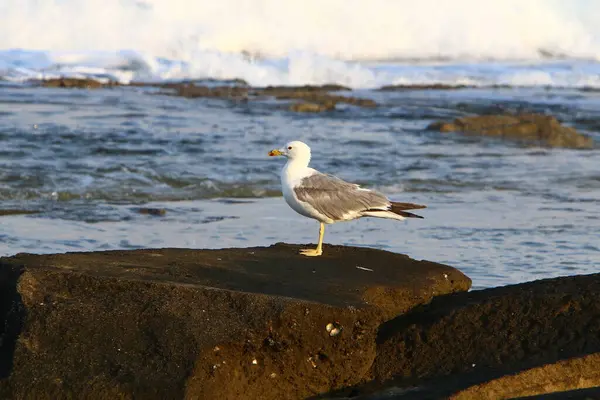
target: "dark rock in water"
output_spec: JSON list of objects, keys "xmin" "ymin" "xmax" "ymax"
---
[
  {"xmin": 427, "ymin": 113, "xmax": 594, "ymax": 149},
  {"xmin": 128, "ymin": 79, "xmax": 251, "ymax": 88},
  {"xmin": 0, "ymin": 244, "xmax": 469, "ymax": 400},
  {"xmin": 369, "ymin": 272, "xmax": 600, "ymax": 399},
  {"xmin": 271, "ymin": 90, "xmax": 377, "ymax": 109},
  {"xmin": 172, "ymin": 84, "xmax": 250, "ymax": 100},
  {"xmin": 378, "ymin": 83, "xmax": 472, "ymax": 91},
  {"xmin": 0, "ymin": 210, "xmax": 39, "ymax": 217},
  {"xmin": 289, "ymin": 102, "xmax": 336, "ymax": 113},
  {"xmin": 136, "ymin": 207, "xmax": 167, "ymax": 216},
  {"xmin": 160, "ymin": 83, "xmax": 376, "ymax": 111},
  {"xmin": 37, "ymin": 78, "xmax": 118, "ymax": 89},
  {"xmin": 261, "ymin": 84, "xmax": 351, "ymax": 93},
  {"xmin": 377, "ymin": 84, "xmax": 513, "ymax": 91}
]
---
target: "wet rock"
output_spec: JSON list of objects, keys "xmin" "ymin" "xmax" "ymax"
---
[
  {"xmin": 0, "ymin": 244, "xmax": 469, "ymax": 400},
  {"xmin": 377, "ymin": 84, "xmax": 512, "ymax": 91},
  {"xmin": 371, "ymin": 272, "xmax": 600, "ymax": 398},
  {"xmin": 378, "ymin": 84, "xmax": 471, "ymax": 91},
  {"xmin": 38, "ymin": 78, "xmax": 117, "ymax": 89},
  {"xmin": 130, "ymin": 79, "xmax": 249, "ymax": 88},
  {"xmin": 289, "ymin": 102, "xmax": 335, "ymax": 113},
  {"xmin": 427, "ymin": 113, "xmax": 594, "ymax": 149},
  {"xmin": 158, "ymin": 82, "xmax": 374, "ymax": 110},
  {"xmin": 172, "ymin": 84, "xmax": 249, "ymax": 100},
  {"xmin": 0, "ymin": 210, "xmax": 39, "ymax": 217},
  {"xmin": 272, "ymin": 91, "xmax": 377, "ymax": 108},
  {"xmin": 136, "ymin": 207, "xmax": 166, "ymax": 216},
  {"xmin": 260, "ymin": 85, "xmax": 374, "ymax": 110},
  {"xmin": 261, "ymin": 84, "xmax": 351, "ymax": 93}
]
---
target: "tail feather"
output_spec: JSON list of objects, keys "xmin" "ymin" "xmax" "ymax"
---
[
  {"xmin": 390, "ymin": 201, "xmax": 426, "ymax": 219},
  {"xmin": 364, "ymin": 201, "xmax": 426, "ymax": 219},
  {"xmin": 390, "ymin": 201, "xmax": 427, "ymax": 211}
]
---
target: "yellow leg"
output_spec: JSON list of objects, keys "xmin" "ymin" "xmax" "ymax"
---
[{"xmin": 300, "ymin": 222, "xmax": 325, "ymax": 256}]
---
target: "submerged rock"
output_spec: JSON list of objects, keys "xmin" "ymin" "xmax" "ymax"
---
[
  {"xmin": 159, "ymin": 83, "xmax": 376, "ymax": 111},
  {"xmin": 261, "ymin": 84, "xmax": 351, "ymax": 93},
  {"xmin": 38, "ymin": 78, "xmax": 117, "ymax": 89},
  {"xmin": 273, "ymin": 91, "xmax": 377, "ymax": 109},
  {"xmin": 36, "ymin": 80, "xmax": 375, "ymax": 111},
  {"xmin": 0, "ymin": 210, "xmax": 39, "ymax": 217},
  {"xmin": 377, "ymin": 84, "xmax": 513, "ymax": 91},
  {"xmin": 378, "ymin": 83, "xmax": 472, "ymax": 91},
  {"xmin": 289, "ymin": 102, "xmax": 336, "ymax": 113},
  {"xmin": 0, "ymin": 244, "xmax": 469, "ymax": 400},
  {"xmin": 261, "ymin": 84, "xmax": 375, "ymax": 109},
  {"xmin": 172, "ymin": 84, "xmax": 249, "ymax": 100},
  {"xmin": 427, "ymin": 113, "xmax": 594, "ymax": 149},
  {"xmin": 135, "ymin": 207, "xmax": 167, "ymax": 216}
]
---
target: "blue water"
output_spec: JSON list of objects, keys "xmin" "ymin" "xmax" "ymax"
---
[{"xmin": 0, "ymin": 82, "xmax": 599, "ymax": 289}]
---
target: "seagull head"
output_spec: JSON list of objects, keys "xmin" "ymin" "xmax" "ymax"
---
[{"xmin": 268, "ymin": 141, "xmax": 311, "ymax": 162}]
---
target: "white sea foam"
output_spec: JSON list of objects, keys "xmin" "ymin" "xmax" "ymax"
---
[{"xmin": 2, "ymin": 0, "xmax": 600, "ymax": 87}]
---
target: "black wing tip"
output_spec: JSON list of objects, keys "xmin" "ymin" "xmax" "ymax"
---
[{"xmin": 400, "ymin": 211, "xmax": 424, "ymax": 219}]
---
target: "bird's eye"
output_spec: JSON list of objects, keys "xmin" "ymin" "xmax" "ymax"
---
[{"xmin": 288, "ymin": 146, "xmax": 292, "ymax": 150}]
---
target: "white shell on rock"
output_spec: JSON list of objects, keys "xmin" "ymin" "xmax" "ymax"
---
[{"xmin": 326, "ymin": 322, "xmax": 342, "ymax": 336}]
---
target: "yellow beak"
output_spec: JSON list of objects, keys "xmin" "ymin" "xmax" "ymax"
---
[{"xmin": 268, "ymin": 149, "xmax": 283, "ymax": 157}]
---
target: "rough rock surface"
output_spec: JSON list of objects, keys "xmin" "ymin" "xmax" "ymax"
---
[
  {"xmin": 451, "ymin": 353, "xmax": 600, "ymax": 399},
  {"xmin": 427, "ymin": 113, "xmax": 594, "ymax": 149},
  {"xmin": 367, "ymin": 272, "xmax": 600, "ymax": 398},
  {"xmin": 0, "ymin": 243, "xmax": 469, "ymax": 400},
  {"xmin": 516, "ymin": 387, "xmax": 600, "ymax": 399}
]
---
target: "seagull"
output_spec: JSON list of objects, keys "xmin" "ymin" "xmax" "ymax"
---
[{"xmin": 268, "ymin": 140, "xmax": 426, "ymax": 256}]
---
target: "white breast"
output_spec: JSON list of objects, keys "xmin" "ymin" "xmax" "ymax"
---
[{"xmin": 281, "ymin": 165, "xmax": 332, "ymax": 223}]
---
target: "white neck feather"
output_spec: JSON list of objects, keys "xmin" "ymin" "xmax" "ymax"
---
[
  {"xmin": 282, "ymin": 154, "xmax": 311, "ymax": 180},
  {"xmin": 287, "ymin": 153, "xmax": 310, "ymax": 168}
]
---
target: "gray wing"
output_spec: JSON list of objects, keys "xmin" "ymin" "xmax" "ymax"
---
[{"xmin": 294, "ymin": 173, "xmax": 390, "ymax": 221}]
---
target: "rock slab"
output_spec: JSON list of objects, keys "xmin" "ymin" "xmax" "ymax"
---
[
  {"xmin": 427, "ymin": 113, "xmax": 594, "ymax": 149},
  {"xmin": 369, "ymin": 272, "xmax": 600, "ymax": 398},
  {"xmin": 451, "ymin": 353, "xmax": 600, "ymax": 399},
  {"xmin": 0, "ymin": 243, "xmax": 470, "ymax": 400}
]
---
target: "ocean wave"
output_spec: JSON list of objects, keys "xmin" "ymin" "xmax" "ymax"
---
[
  {"xmin": 2, "ymin": 0, "xmax": 600, "ymax": 87},
  {"xmin": 2, "ymin": 0, "xmax": 600, "ymax": 61},
  {"xmin": 3, "ymin": 49, "xmax": 600, "ymax": 89}
]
